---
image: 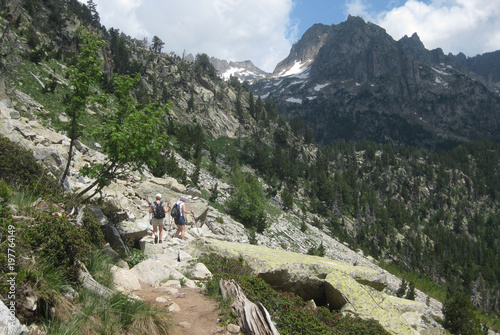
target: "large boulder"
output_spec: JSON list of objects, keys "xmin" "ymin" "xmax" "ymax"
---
[
  {"xmin": 198, "ymin": 239, "xmax": 444, "ymax": 335},
  {"xmin": 111, "ymin": 265, "xmax": 142, "ymax": 292},
  {"xmin": 0, "ymin": 299, "xmax": 27, "ymax": 335},
  {"xmin": 117, "ymin": 215, "xmax": 151, "ymax": 243},
  {"xmin": 87, "ymin": 205, "xmax": 128, "ymax": 256},
  {"xmin": 131, "ymin": 259, "xmax": 187, "ymax": 287}
]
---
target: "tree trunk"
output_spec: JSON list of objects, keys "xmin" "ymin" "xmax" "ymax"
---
[
  {"xmin": 0, "ymin": 74, "xmax": 6, "ymax": 100},
  {"xmin": 219, "ymin": 279, "xmax": 280, "ymax": 335},
  {"xmin": 60, "ymin": 135, "xmax": 74, "ymax": 187},
  {"xmin": 76, "ymin": 260, "xmax": 115, "ymax": 299}
]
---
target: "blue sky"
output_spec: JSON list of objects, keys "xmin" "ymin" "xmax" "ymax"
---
[
  {"xmin": 82, "ymin": 0, "xmax": 500, "ymax": 72},
  {"xmin": 289, "ymin": 0, "xmax": 408, "ymax": 37}
]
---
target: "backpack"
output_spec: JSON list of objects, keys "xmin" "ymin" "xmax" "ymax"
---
[
  {"xmin": 152, "ymin": 201, "xmax": 165, "ymax": 219},
  {"xmin": 170, "ymin": 203, "xmax": 180, "ymax": 219}
]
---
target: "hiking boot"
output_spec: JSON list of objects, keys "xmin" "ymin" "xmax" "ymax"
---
[{"xmin": 154, "ymin": 235, "xmax": 158, "ymax": 244}]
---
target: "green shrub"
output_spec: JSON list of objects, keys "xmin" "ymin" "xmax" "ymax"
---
[
  {"xmin": 307, "ymin": 242, "xmax": 326, "ymax": 257},
  {"xmin": 198, "ymin": 253, "xmax": 253, "ymax": 277},
  {"xmin": 100, "ymin": 200, "xmax": 122, "ymax": 225},
  {"xmin": 0, "ymin": 136, "xmax": 65, "ymax": 201},
  {"xmin": 0, "ymin": 136, "xmax": 43, "ymax": 185},
  {"xmin": 147, "ymin": 150, "xmax": 170, "ymax": 177},
  {"xmin": 23, "ymin": 209, "xmax": 104, "ymax": 275},
  {"xmin": 330, "ymin": 314, "xmax": 391, "ymax": 335},
  {"xmin": 0, "ymin": 179, "xmax": 13, "ymax": 203},
  {"xmin": 124, "ymin": 248, "xmax": 148, "ymax": 268}
]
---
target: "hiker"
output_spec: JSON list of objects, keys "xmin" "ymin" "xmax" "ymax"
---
[
  {"xmin": 173, "ymin": 195, "xmax": 194, "ymax": 240},
  {"xmin": 149, "ymin": 193, "xmax": 170, "ymax": 244}
]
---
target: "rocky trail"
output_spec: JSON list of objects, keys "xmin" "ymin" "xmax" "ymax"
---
[
  {"xmin": 135, "ymin": 283, "xmax": 225, "ymax": 335},
  {"xmin": 131, "ymin": 233, "xmax": 239, "ymax": 335}
]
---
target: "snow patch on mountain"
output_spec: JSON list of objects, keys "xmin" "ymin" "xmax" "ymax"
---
[
  {"xmin": 221, "ymin": 67, "xmax": 246, "ymax": 80},
  {"xmin": 278, "ymin": 60, "xmax": 311, "ymax": 77},
  {"xmin": 431, "ymin": 66, "xmax": 450, "ymax": 76},
  {"xmin": 286, "ymin": 97, "xmax": 303, "ymax": 104},
  {"xmin": 314, "ymin": 83, "xmax": 330, "ymax": 91}
]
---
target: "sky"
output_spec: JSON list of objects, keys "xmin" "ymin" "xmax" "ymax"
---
[{"xmin": 81, "ymin": 0, "xmax": 500, "ymax": 72}]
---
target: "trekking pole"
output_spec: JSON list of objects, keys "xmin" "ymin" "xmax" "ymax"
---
[
  {"xmin": 168, "ymin": 205, "xmax": 171, "ymax": 235},
  {"xmin": 148, "ymin": 200, "xmax": 156, "ymax": 242}
]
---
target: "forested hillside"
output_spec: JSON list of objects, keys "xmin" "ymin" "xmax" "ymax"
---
[
  {"xmin": 237, "ymin": 123, "xmax": 500, "ymax": 313},
  {"xmin": 0, "ymin": 0, "xmax": 498, "ymax": 326}
]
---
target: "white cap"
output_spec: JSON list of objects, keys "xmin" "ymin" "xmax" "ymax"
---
[
  {"xmin": 156, "ymin": 193, "xmax": 162, "ymax": 199},
  {"xmin": 180, "ymin": 196, "xmax": 187, "ymax": 201}
]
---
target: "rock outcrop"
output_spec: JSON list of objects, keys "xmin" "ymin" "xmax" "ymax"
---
[{"xmin": 198, "ymin": 239, "xmax": 444, "ymax": 335}]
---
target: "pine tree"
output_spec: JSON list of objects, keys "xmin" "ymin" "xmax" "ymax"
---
[
  {"xmin": 396, "ymin": 279, "xmax": 408, "ymax": 298},
  {"xmin": 151, "ymin": 35, "xmax": 164, "ymax": 53},
  {"xmin": 249, "ymin": 92, "xmax": 255, "ymax": 118},
  {"xmin": 443, "ymin": 290, "xmax": 482, "ymax": 335},
  {"xmin": 405, "ymin": 282, "xmax": 416, "ymax": 300}
]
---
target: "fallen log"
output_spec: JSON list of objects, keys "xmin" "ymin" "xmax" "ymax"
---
[
  {"xmin": 29, "ymin": 71, "xmax": 45, "ymax": 89},
  {"xmin": 76, "ymin": 259, "xmax": 114, "ymax": 299},
  {"xmin": 220, "ymin": 279, "xmax": 280, "ymax": 335}
]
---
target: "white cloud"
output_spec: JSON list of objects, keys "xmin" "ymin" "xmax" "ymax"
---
[
  {"xmin": 94, "ymin": 0, "xmax": 148, "ymax": 37},
  {"xmin": 88, "ymin": 0, "xmax": 295, "ymax": 72},
  {"xmin": 345, "ymin": 0, "xmax": 375, "ymax": 20},
  {"xmin": 375, "ymin": 0, "xmax": 500, "ymax": 56}
]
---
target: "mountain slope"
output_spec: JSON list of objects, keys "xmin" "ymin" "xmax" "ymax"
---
[{"xmin": 250, "ymin": 16, "xmax": 500, "ymax": 149}]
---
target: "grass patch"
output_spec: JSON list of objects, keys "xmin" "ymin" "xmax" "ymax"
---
[
  {"xmin": 40, "ymin": 289, "xmax": 173, "ymax": 335},
  {"xmin": 84, "ymin": 250, "xmax": 115, "ymax": 289},
  {"xmin": 378, "ymin": 261, "xmax": 447, "ymax": 302},
  {"xmin": 7, "ymin": 59, "xmax": 69, "ymax": 122},
  {"xmin": 9, "ymin": 190, "xmax": 38, "ymax": 215}
]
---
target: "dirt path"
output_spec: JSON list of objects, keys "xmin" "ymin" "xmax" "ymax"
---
[{"xmin": 136, "ymin": 283, "xmax": 226, "ymax": 335}]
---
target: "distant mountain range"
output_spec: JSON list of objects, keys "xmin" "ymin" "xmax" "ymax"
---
[
  {"xmin": 213, "ymin": 16, "xmax": 500, "ymax": 149},
  {"xmin": 210, "ymin": 57, "xmax": 269, "ymax": 83}
]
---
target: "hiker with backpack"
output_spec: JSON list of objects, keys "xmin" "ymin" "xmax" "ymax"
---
[
  {"xmin": 149, "ymin": 193, "xmax": 171, "ymax": 244},
  {"xmin": 171, "ymin": 195, "xmax": 194, "ymax": 240}
]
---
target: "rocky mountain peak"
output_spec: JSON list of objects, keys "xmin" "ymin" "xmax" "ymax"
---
[
  {"xmin": 272, "ymin": 23, "xmax": 331, "ymax": 78},
  {"xmin": 250, "ymin": 16, "xmax": 500, "ymax": 148},
  {"xmin": 400, "ymin": 32, "xmax": 425, "ymax": 49},
  {"xmin": 310, "ymin": 16, "xmax": 400, "ymax": 82},
  {"xmin": 345, "ymin": 14, "xmax": 367, "ymax": 26}
]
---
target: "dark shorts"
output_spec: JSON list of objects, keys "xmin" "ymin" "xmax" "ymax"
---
[{"xmin": 175, "ymin": 216, "xmax": 186, "ymax": 226}]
